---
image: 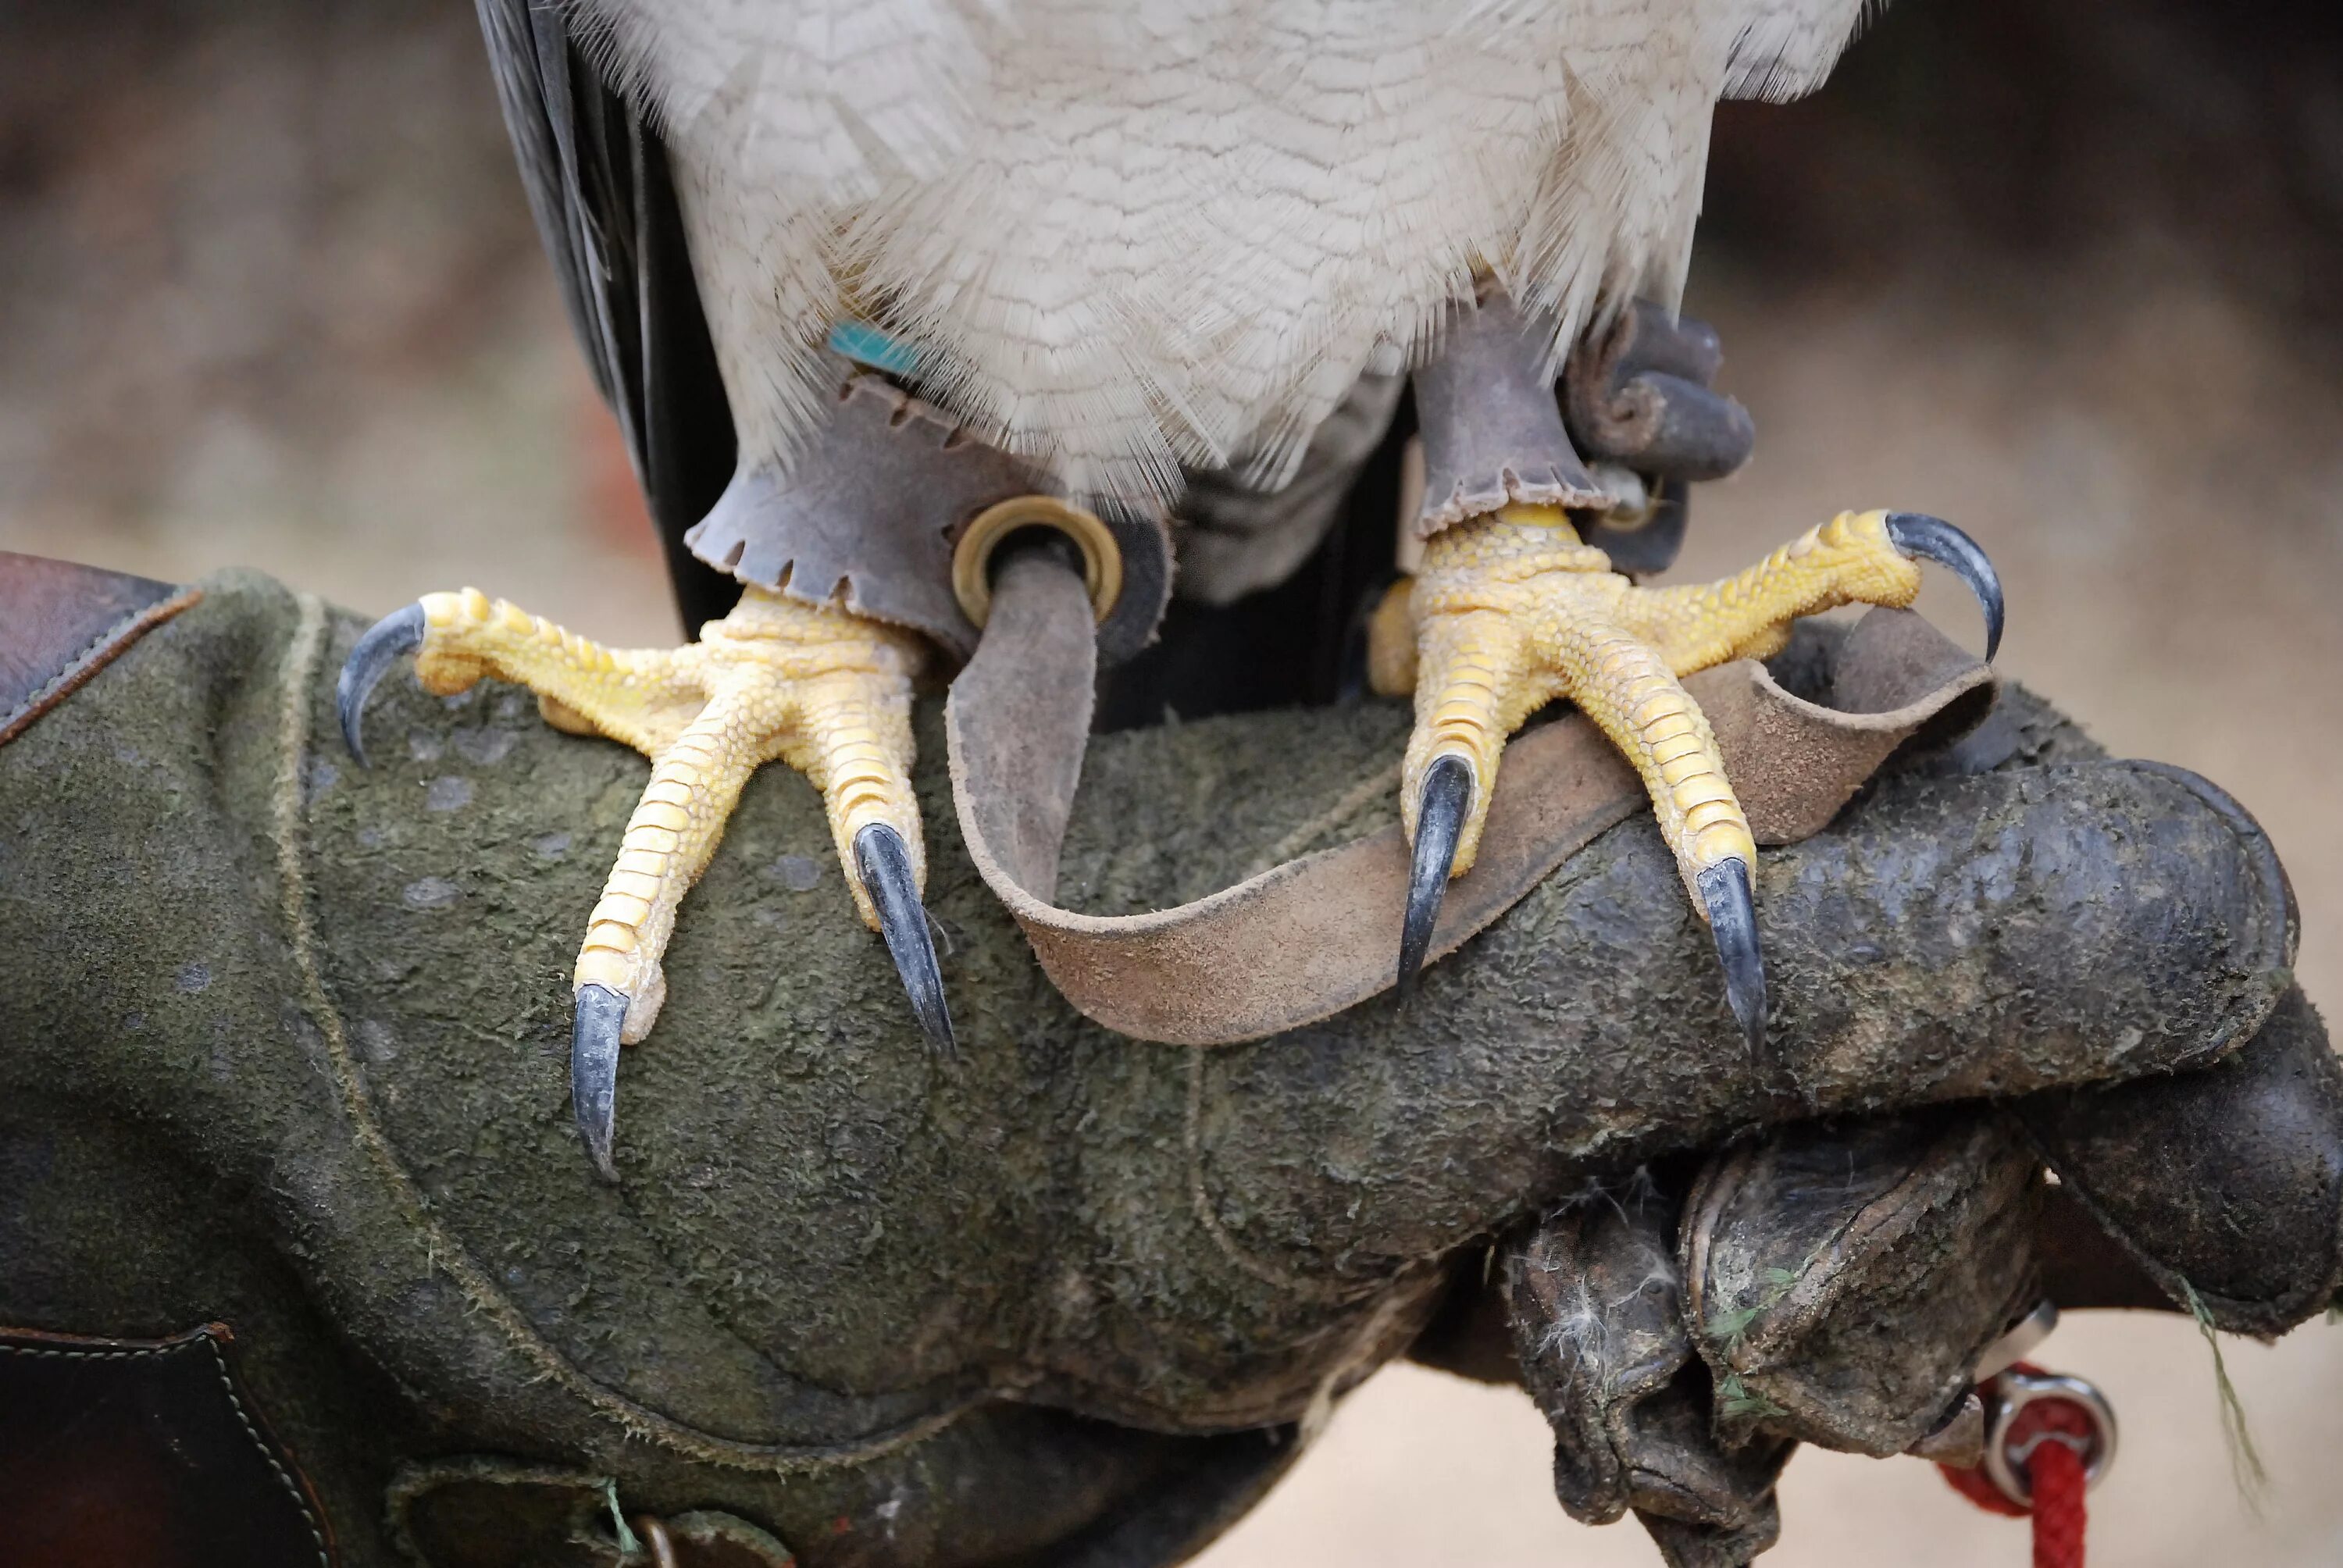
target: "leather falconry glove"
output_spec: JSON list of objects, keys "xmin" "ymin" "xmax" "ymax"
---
[{"xmin": 0, "ymin": 556, "xmax": 2328, "ymax": 1568}]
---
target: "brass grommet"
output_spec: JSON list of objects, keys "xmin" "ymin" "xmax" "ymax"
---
[
  {"xmin": 1592, "ymin": 468, "xmax": 1661, "ymax": 533},
  {"xmin": 952, "ymin": 495, "xmax": 1122, "ymax": 631},
  {"xmin": 631, "ymin": 1516, "xmax": 679, "ymax": 1568}
]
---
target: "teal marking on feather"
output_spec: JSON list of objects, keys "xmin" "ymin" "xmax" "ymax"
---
[{"xmin": 829, "ymin": 320, "xmax": 921, "ymax": 377}]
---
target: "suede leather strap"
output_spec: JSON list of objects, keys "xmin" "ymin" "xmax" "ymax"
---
[
  {"xmin": 1564, "ymin": 298, "xmax": 1758, "ymax": 483},
  {"xmin": 1410, "ymin": 291, "xmax": 1753, "ymax": 579},
  {"xmin": 1411, "ymin": 287, "xmax": 1608, "ymax": 535},
  {"xmin": 949, "ymin": 553, "xmax": 1995, "ymax": 1046},
  {"xmin": 682, "ymin": 361, "xmax": 1172, "ymax": 665},
  {"xmin": 0, "ymin": 551, "xmax": 198, "ymax": 749}
]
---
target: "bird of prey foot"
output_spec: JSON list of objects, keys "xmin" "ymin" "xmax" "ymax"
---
[
  {"xmin": 337, "ymin": 584, "xmax": 947, "ymax": 1180},
  {"xmin": 448, "ymin": 0, "xmax": 1953, "ymax": 1166},
  {"xmin": 1373, "ymin": 504, "xmax": 2002, "ymax": 1049}
]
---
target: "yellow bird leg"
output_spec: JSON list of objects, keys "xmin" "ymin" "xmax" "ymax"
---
[
  {"xmin": 569, "ymin": 690, "xmax": 763, "ymax": 1039},
  {"xmin": 338, "ymin": 582, "xmax": 946, "ymax": 1179},
  {"xmin": 1617, "ymin": 509, "xmax": 1924, "ymax": 677},
  {"xmin": 1384, "ymin": 501, "xmax": 2002, "ymax": 1049},
  {"xmin": 1364, "ymin": 577, "xmax": 1421, "ymax": 699},
  {"xmin": 1394, "ymin": 505, "xmax": 1753, "ymax": 898},
  {"xmin": 410, "ymin": 587, "xmax": 702, "ymax": 755},
  {"xmin": 400, "ymin": 585, "xmax": 926, "ymax": 1021}
]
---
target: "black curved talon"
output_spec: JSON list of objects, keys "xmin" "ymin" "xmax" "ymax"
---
[
  {"xmin": 571, "ymin": 982, "xmax": 628, "ymax": 1184},
  {"xmin": 1399, "ymin": 754, "xmax": 1475, "ymax": 1000},
  {"xmin": 1884, "ymin": 513, "xmax": 2003, "ymax": 661},
  {"xmin": 336, "ymin": 602, "xmax": 426, "ymax": 767},
  {"xmin": 1696, "ymin": 857, "xmax": 1767, "ymax": 1056},
  {"xmin": 854, "ymin": 823, "xmax": 957, "ymax": 1058}
]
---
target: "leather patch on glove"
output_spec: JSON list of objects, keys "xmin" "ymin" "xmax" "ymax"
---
[
  {"xmin": 0, "ymin": 1320, "xmax": 333, "ymax": 1566},
  {"xmin": 0, "ymin": 551, "xmax": 198, "ymax": 749}
]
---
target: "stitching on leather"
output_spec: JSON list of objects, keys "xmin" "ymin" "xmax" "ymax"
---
[
  {"xmin": 0, "ymin": 607, "xmax": 155, "ymax": 728},
  {"xmin": 0, "ymin": 1330, "xmax": 330, "ymax": 1566},
  {"xmin": 199, "ymin": 1335, "xmax": 333, "ymax": 1566},
  {"xmin": 266, "ymin": 593, "xmax": 976, "ymax": 1474},
  {"xmin": 0, "ymin": 585, "xmax": 201, "ymax": 745}
]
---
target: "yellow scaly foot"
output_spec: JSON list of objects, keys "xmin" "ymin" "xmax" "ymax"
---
[
  {"xmin": 337, "ymin": 584, "xmax": 947, "ymax": 1180},
  {"xmin": 1372, "ymin": 504, "xmax": 2001, "ymax": 1049}
]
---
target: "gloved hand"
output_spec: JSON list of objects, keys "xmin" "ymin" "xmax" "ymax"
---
[{"xmin": 0, "ymin": 559, "xmax": 2327, "ymax": 1568}]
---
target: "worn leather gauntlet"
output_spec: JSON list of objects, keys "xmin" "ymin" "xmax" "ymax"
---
[{"xmin": 0, "ymin": 557, "xmax": 2331, "ymax": 1568}]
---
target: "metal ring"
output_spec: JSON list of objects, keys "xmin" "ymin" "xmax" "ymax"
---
[
  {"xmin": 632, "ymin": 1515, "xmax": 679, "ymax": 1568},
  {"xmin": 1586, "ymin": 464, "xmax": 1661, "ymax": 532},
  {"xmin": 1981, "ymin": 1369, "xmax": 2118, "ymax": 1506},
  {"xmin": 951, "ymin": 495, "xmax": 1123, "ymax": 631},
  {"xmin": 1975, "ymin": 1299, "xmax": 2059, "ymax": 1382}
]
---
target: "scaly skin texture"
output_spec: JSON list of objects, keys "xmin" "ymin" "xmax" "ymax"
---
[
  {"xmin": 1375, "ymin": 504, "xmax": 1924, "ymax": 903},
  {"xmin": 409, "ymin": 584, "xmax": 926, "ymax": 1041}
]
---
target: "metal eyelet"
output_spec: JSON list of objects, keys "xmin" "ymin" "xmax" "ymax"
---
[
  {"xmin": 1976, "ymin": 1299, "xmax": 2059, "ymax": 1381},
  {"xmin": 1586, "ymin": 464, "xmax": 1661, "ymax": 532},
  {"xmin": 631, "ymin": 1514, "xmax": 679, "ymax": 1568},
  {"xmin": 1981, "ymin": 1367, "xmax": 2119, "ymax": 1507},
  {"xmin": 951, "ymin": 495, "xmax": 1124, "ymax": 630}
]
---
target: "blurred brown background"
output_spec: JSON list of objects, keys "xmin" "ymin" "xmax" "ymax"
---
[{"xmin": 4, "ymin": 0, "xmax": 2341, "ymax": 1562}]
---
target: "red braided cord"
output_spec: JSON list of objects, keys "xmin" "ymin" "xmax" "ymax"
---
[
  {"xmin": 1939, "ymin": 1455, "xmax": 2027, "ymax": 1517},
  {"xmin": 1936, "ymin": 1363, "xmax": 2093, "ymax": 1566},
  {"xmin": 2028, "ymin": 1438, "xmax": 2088, "ymax": 1568}
]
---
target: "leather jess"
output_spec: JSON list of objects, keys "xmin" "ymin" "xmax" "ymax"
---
[{"xmin": 948, "ymin": 551, "xmax": 1996, "ymax": 1046}]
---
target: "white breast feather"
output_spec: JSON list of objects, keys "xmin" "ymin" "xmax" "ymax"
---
[{"xmin": 572, "ymin": 0, "xmax": 1875, "ymax": 504}]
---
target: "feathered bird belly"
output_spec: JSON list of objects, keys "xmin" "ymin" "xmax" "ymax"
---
[{"xmin": 576, "ymin": 0, "xmax": 1870, "ymax": 505}]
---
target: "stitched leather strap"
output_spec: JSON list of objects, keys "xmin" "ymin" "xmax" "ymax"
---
[
  {"xmin": 0, "ymin": 552, "xmax": 198, "ymax": 748},
  {"xmin": 949, "ymin": 554, "xmax": 1995, "ymax": 1046}
]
